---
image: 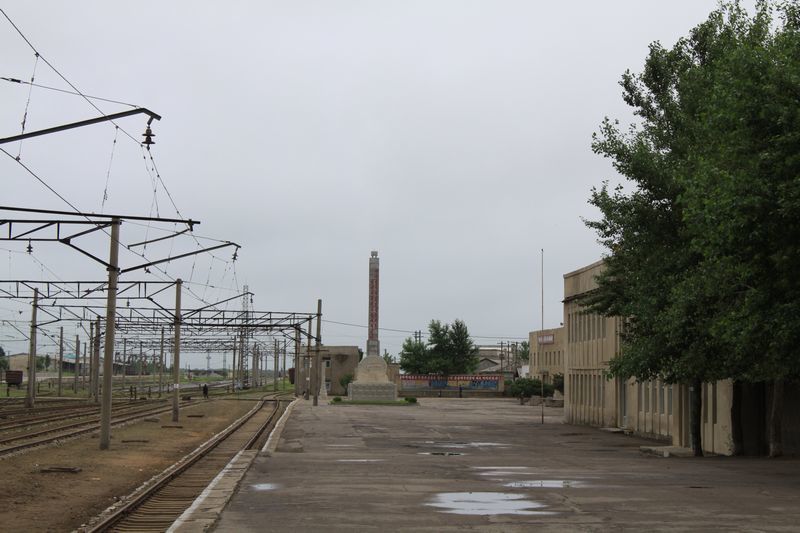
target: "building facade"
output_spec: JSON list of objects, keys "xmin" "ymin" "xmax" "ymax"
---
[
  {"xmin": 563, "ymin": 260, "xmax": 734, "ymax": 454},
  {"xmin": 529, "ymin": 326, "xmax": 564, "ymax": 384},
  {"xmin": 295, "ymin": 345, "xmax": 359, "ymax": 397}
]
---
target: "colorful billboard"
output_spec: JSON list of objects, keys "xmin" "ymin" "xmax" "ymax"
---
[{"xmin": 401, "ymin": 374, "xmax": 502, "ymax": 391}]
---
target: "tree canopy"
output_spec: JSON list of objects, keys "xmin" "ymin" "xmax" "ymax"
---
[
  {"xmin": 399, "ymin": 319, "xmax": 479, "ymax": 374},
  {"xmin": 584, "ymin": 0, "xmax": 800, "ymax": 455}
]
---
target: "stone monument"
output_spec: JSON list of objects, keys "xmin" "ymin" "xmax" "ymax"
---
[{"xmin": 348, "ymin": 251, "xmax": 397, "ymax": 401}]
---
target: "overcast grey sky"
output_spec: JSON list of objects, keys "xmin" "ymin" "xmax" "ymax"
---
[{"xmin": 1, "ymin": 1, "xmax": 757, "ymax": 367}]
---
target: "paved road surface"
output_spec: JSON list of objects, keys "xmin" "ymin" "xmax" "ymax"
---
[{"xmin": 213, "ymin": 398, "xmax": 800, "ymax": 532}]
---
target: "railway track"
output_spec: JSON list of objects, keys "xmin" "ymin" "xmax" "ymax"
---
[
  {"xmin": 0, "ymin": 399, "xmax": 165, "ymax": 432},
  {"xmin": 86, "ymin": 393, "xmax": 291, "ymax": 532},
  {"xmin": 0, "ymin": 399, "xmax": 200, "ymax": 458}
]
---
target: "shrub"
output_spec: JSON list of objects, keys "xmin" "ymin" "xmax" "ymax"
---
[
  {"xmin": 339, "ymin": 373, "xmax": 354, "ymax": 390},
  {"xmin": 507, "ymin": 378, "xmax": 554, "ymax": 398},
  {"xmin": 332, "ymin": 396, "xmax": 342, "ymax": 403},
  {"xmin": 404, "ymin": 396, "xmax": 417, "ymax": 403},
  {"xmin": 552, "ymin": 373, "xmax": 564, "ymax": 394}
]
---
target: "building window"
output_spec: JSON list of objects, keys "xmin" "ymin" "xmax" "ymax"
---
[{"xmin": 324, "ymin": 359, "xmax": 331, "ymax": 368}]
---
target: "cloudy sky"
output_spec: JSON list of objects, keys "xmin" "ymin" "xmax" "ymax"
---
[{"xmin": 1, "ymin": 1, "xmax": 757, "ymax": 367}]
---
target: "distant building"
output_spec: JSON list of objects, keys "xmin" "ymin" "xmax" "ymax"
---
[
  {"xmin": 529, "ymin": 326, "xmax": 564, "ymax": 384},
  {"xmin": 295, "ymin": 345, "xmax": 359, "ymax": 397}
]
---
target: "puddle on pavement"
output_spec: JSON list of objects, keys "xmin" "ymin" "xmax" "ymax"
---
[
  {"xmin": 251, "ymin": 483, "xmax": 278, "ymax": 491},
  {"xmin": 415, "ymin": 441, "xmax": 510, "ymax": 449},
  {"xmin": 418, "ymin": 451, "xmax": 464, "ymax": 456},
  {"xmin": 426, "ymin": 492, "xmax": 555, "ymax": 516},
  {"xmin": 336, "ymin": 459, "xmax": 385, "ymax": 463},
  {"xmin": 505, "ymin": 480, "xmax": 587, "ymax": 489}
]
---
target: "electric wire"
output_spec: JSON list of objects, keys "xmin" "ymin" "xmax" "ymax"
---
[
  {"xmin": 0, "ymin": 77, "xmax": 137, "ymax": 107},
  {"xmin": 100, "ymin": 126, "xmax": 119, "ymax": 211}
]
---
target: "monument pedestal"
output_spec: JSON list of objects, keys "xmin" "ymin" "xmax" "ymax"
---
[{"xmin": 347, "ymin": 355, "xmax": 397, "ymax": 402}]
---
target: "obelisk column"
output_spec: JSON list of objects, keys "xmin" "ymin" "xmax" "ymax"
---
[{"xmin": 367, "ymin": 251, "xmax": 380, "ymax": 357}]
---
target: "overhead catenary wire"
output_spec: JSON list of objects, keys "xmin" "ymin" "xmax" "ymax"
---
[
  {"xmin": 0, "ymin": 10, "xmax": 245, "ymax": 318},
  {"xmin": 0, "ymin": 76, "xmax": 138, "ymax": 107}
]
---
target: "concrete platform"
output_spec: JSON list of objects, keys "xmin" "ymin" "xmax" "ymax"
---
[{"xmin": 212, "ymin": 398, "xmax": 800, "ymax": 532}]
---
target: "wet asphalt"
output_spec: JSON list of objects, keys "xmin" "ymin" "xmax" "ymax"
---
[{"xmin": 213, "ymin": 398, "xmax": 800, "ymax": 532}]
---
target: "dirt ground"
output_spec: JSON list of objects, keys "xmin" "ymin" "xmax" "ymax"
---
[{"xmin": 0, "ymin": 397, "xmax": 261, "ymax": 532}]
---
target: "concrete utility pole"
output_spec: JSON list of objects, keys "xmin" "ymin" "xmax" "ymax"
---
[
  {"xmin": 274, "ymin": 338, "xmax": 279, "ymax": 392},
  {"xmin": 87, "ymin": 322, "xmax": 93, "ymax": 399},
  {"xmin": 232, "ymin": 337, "xmax": 237, "ymax": 391},
  {"xmin": 93, "ymin": 316, "xmax": 101, "ymax": 403},
  {"xmin": 25, "ymin": 288, "xmax": 39, "ymax": 409},
  {"xmin": 100, "ymin": 218, "xmax": 120, "ymax": 450},
  {"xmin": 139, "ymin": 341, "xmax": 144, "ymax": 382},
  {"xmin": 73, "ymin": 336, "xmax": 79, "ymax": 393},
  {"xmin": 172, "ymin": 279, "xmax": 182, "ymax": 422},
  {"xmin": 239, "ymin": 335, "xmax": 245, "ymax": 388},
  {"xmin": 313, "ymin": 299, "xmax": 322, "ymax": 406},
  {"xmin": 121, "ymin": 338, "xmax": 126, "ymax": 390},
  {"xmin": 159, "ymin": 328, "xmax": 164, "ymax": 397},
  {"xmin": 57, "ymin": 326, "xmax": 63, "ymax": 396},
  {"xmin": 251, "ymin": 345, "xmax": 257, "ymax": 389}
]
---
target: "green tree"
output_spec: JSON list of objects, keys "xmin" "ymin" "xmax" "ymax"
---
[
  {"xmin": 0, "ymin": 346, "xmax": 7, "ymax": 372},
  {"xmin": 399, "ymin": 319, "xmax": 479, "ymax": 375},
  {"xmin": 399, "ymin": 336, "xmax": 428, "ymax": 374},
  {"xmin": 339, "ymin": 373, "xmax": 354, "ymax": 391},
  {"xmin": 585, "ymin": 0, "xmax": 800, "ymax": 456},
  {"xmin": 516, "ymin": 341, "xmax": 530, "ymax": 363}
]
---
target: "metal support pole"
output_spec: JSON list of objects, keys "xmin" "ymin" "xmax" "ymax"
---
[
  {"xmin": 294, "ymin": 328, "xmax": 300, "ymax": 397},
  {"xmin": 25, "ymin": 288, "xmax": 38, "ymax": 408},
  {"xmin": 541, "ymin": 248, "xmax": 545, "ymax": 425},
  {"xmin": 304, "ymin": 319, "xmax": 311, "ymax": 401},
  {"xmin": 57, "ymin": 326, "xmax": 63, "ymax": 396},
  {"xmin": 100, "ymin": 217, "xmax": 120, "ymax": 450},
  {"xmin": 239, "ymin": 335, "xmax": 245, "ymax": 388},
  {"xmin": 172, "ymin": 279, "xmax": 182, "ymax": 422},
  {"xmin": 282, "ymin": 340, "xmax": 287, "ymax": 386},
  {"xmin": 313, "ymin": 299, "xmax": 322, "ymax": 406}
]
